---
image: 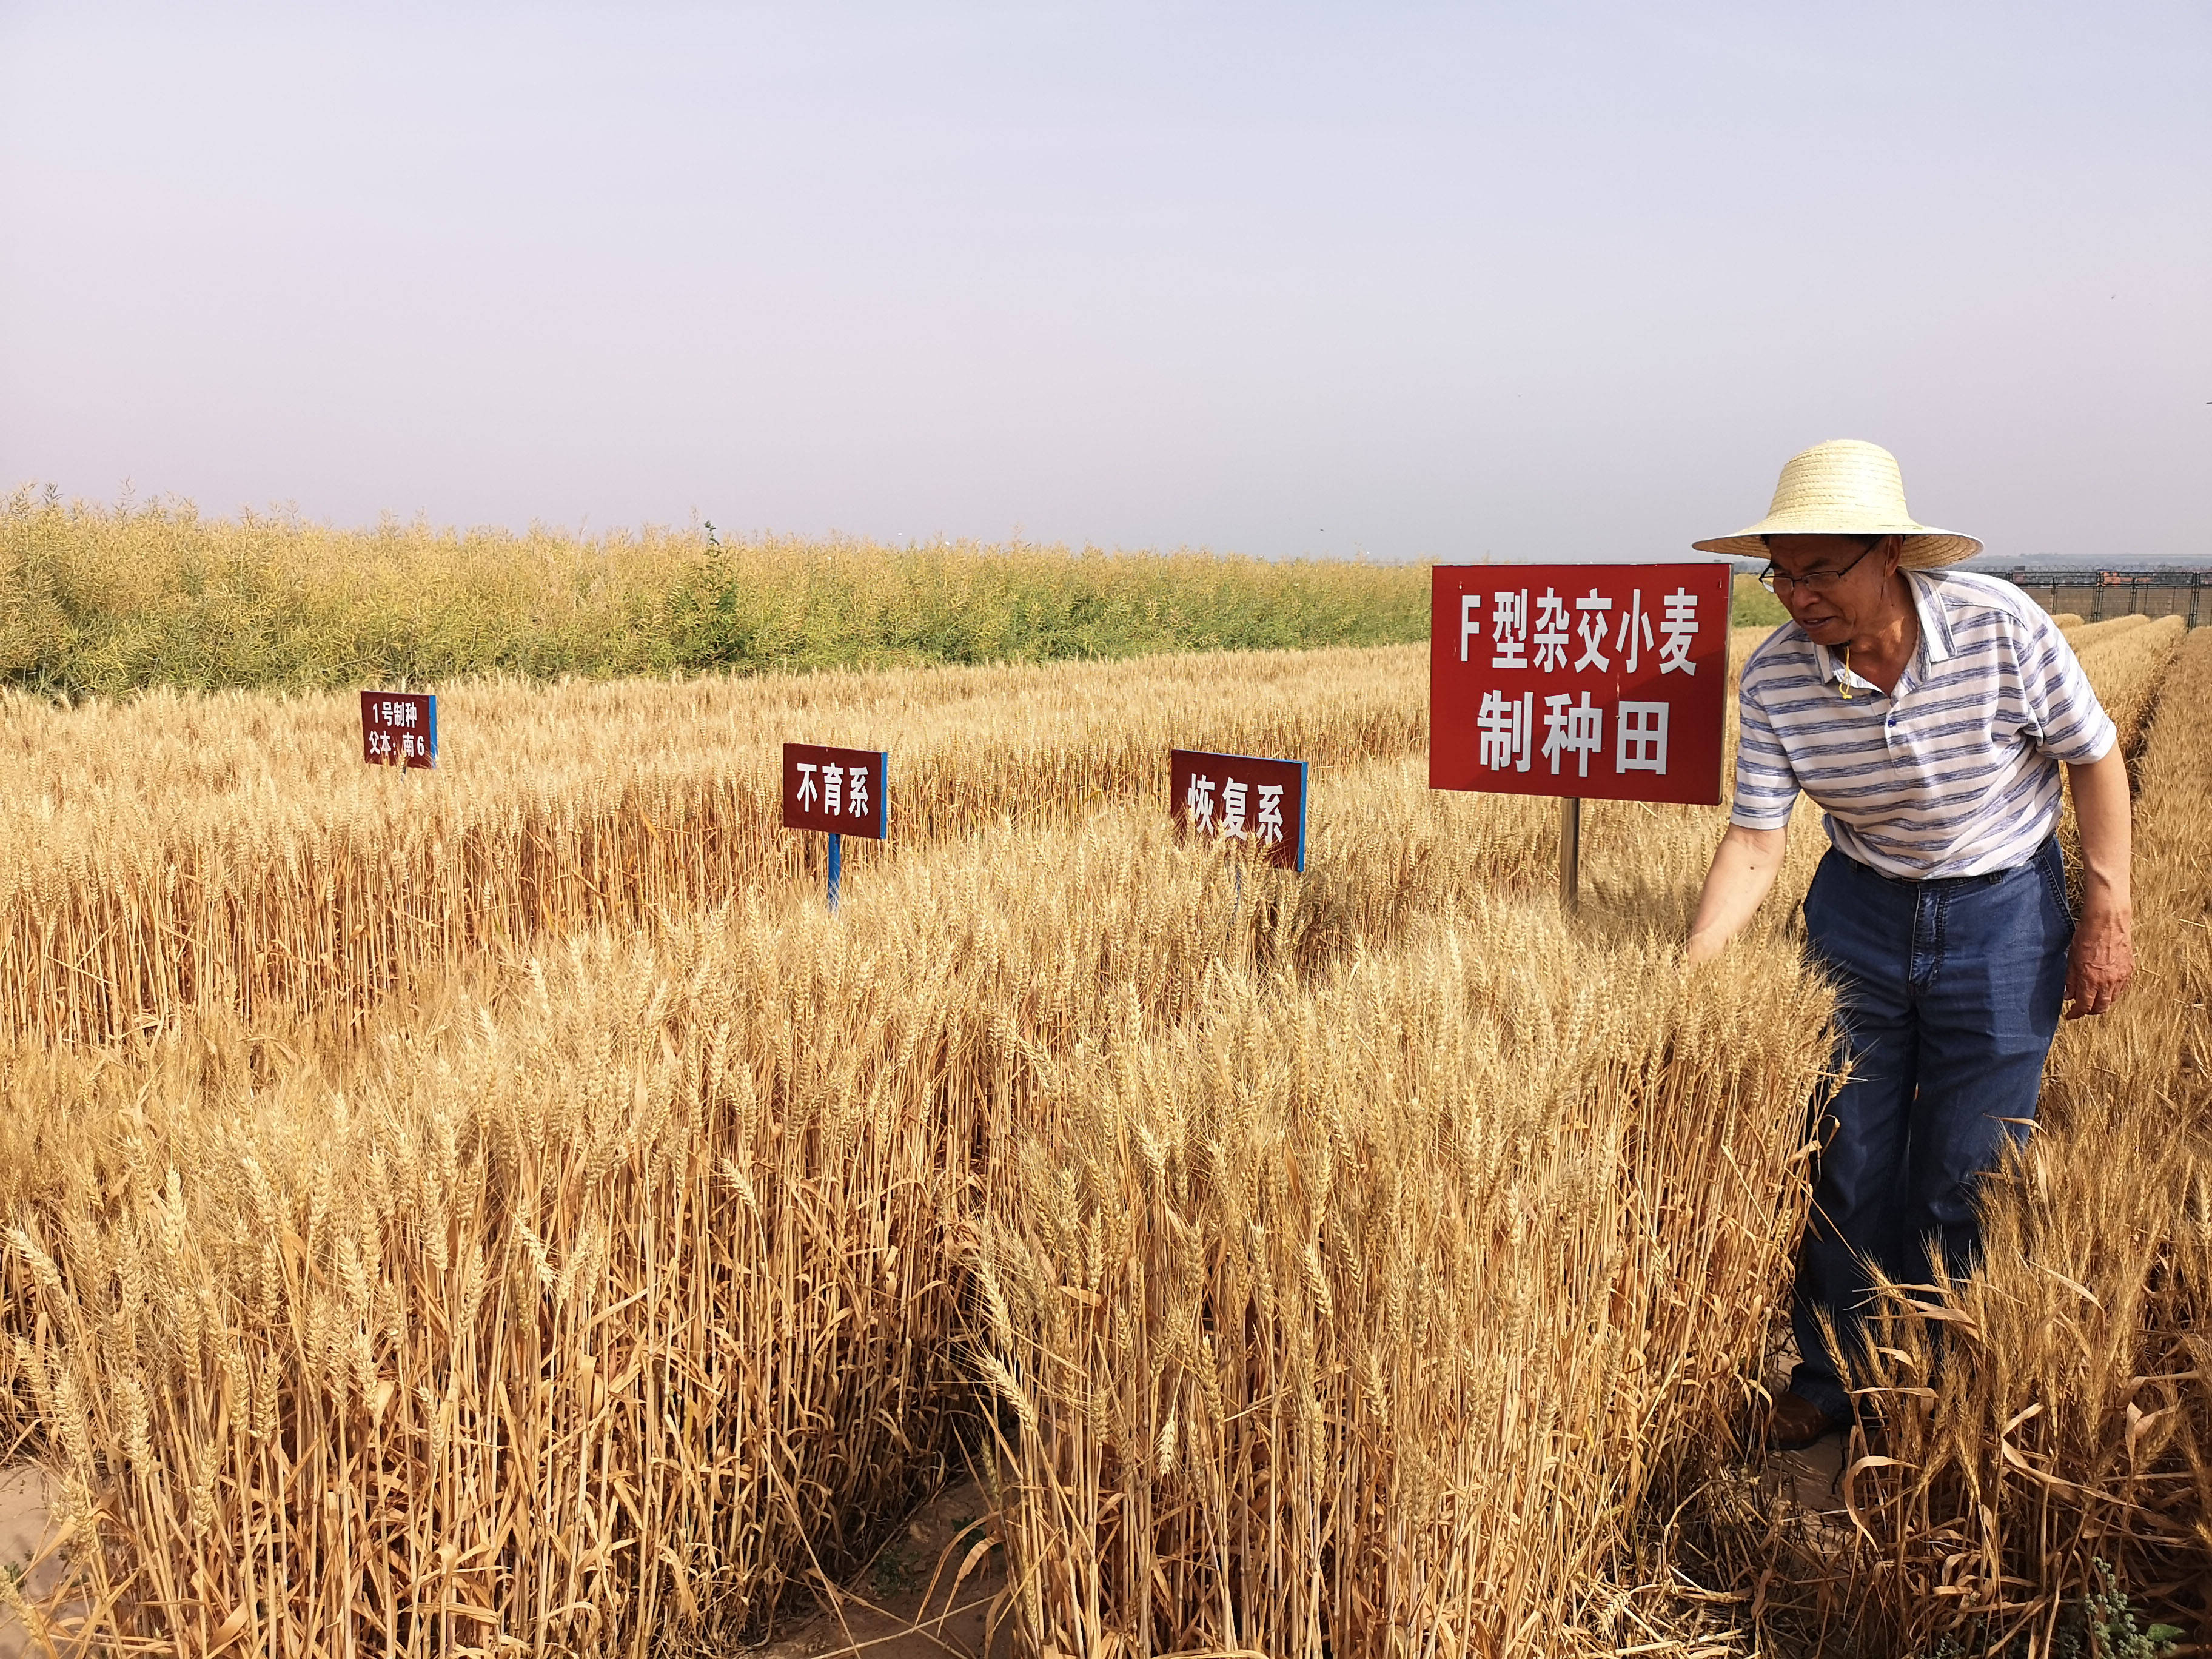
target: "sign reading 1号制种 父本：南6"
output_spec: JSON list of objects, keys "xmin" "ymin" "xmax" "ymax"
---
[
  {"xmin": 1429, "ymin": 564, "xmax": 1731, "ymax": 806},
  {"xmin": 782, "ymin": 742, "xmax": 889, "ymax": 911},
  {"xmin": 361, "ymin": 691, "xmax": 438, "ymax": 769},
  {"xmin": 1170, "ymin": 749, "xmax": 1307, "ymax": 872}
]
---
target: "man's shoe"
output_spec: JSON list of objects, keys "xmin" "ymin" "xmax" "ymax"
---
[{"xmin": 1765, "ymin": 1390, "xmax": 1843, "ymax": 1452}]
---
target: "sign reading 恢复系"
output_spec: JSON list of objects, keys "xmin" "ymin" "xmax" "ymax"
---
[
  {"xmin": 1429, "ymin": 564, "xmax": 1730, "ymax": 805},
  {"xmin": 361, "ymin": 691, "xmax": 438, "ymax": 769},
  {"xmin": 782, "ymin": 743, "xmax": 889, "ymax": 839},
  {"xmin": 1170, "ymin": 749, "xmax": 1307, "ymax": 872}
]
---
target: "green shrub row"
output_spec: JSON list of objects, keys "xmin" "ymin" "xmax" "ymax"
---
[
  {"xmin": 3, "ymin": 490, "xmax": 1786, "ymax": 695},
  {"xmin": 1, "ymin": 492, "xmax": 1430, "ymax": 695}
]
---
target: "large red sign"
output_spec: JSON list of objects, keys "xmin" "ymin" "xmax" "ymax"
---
[
  {"xmin": 1430, "ymin": 564, "xmax": 1730, "ymax": 805},
  {"xmin": 361, "ymin": 691, "xmax": 438, "ymax": 769},
  {"xmin": 782, "ymin": 743, "xmax": 889, "ymax": 839},
  {"xmin": 1169, "ymin": 749, "xmax": 1308, "ymax": 871}
]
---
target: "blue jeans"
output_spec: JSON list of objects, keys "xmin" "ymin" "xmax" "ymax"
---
[{"xmin": 1789, "ymin": 837, "xmax": 2073, "ymax": 1422}]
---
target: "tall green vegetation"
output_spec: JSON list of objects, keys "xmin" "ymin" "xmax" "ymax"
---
[
  {"xmin": 1731, "ymin": 571, "xmax": 1792, "ymax": 626},
  {"xmin": 1, "ymin": 490, "xmax": 1428, "ymax": 695}
]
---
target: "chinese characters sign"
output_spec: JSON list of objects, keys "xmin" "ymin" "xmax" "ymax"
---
[
  {"xmin": 361, "ymin": 692, "xmax": 437, "ymax": 769},
  {"xmin": 782, "ymin": 743, "xmax": 889, "ymax": 839},
  {"xmin": 1169, "ymin": 749, "xmax": 1307, "ymax": 872},
  {"xmin": 1429, "ymin": 564, "xmax": 1730, "ymax": 805}
]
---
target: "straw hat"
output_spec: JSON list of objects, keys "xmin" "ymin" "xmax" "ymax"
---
[{"xmin": 1692, "ymin": 439, "xmax": 1981, "ymax": 568}]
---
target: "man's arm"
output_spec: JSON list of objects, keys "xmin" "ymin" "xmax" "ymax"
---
[
  {"xmin": 2065, "ymin": 744, "xmax": 2133, "ymax": 1017},
  {"xmin": 1684, "ymin": 823, "xmax": 1790, "ymax": 962}
]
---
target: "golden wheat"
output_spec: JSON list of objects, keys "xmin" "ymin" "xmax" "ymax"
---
[
  {"xmin": 0, "ymin": 632, "xmax": 1781, "ymax": 1048},
  {"xmin": 2070, "ymin": 614, "xmax": 2186, "ymax": 754},
  {"xmin": 0, "ymin": 647, "xmax": 1421, "ymax": 1044},
  {"xmin": 5, "ymin": 616, "xmax": 2201, "ymax": 1657},
  {"xmin": 1, "ymin": 630, "xmax": 1819, "ymax": 1657},
  {"xmin": 2059, "ymin": 612, "xmax": 2154, "ymax": 651},
  {"xmin": 1, "ymin": 802, "xmax": 1828, "ymax": 1658},
  {"xmin": 977, "ymin": 898, "xmax": 1834, "ymax": 1655}
]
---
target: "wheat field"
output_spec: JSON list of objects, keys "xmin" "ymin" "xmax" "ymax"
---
[{"xmin": 2, "ymin": 612, "xmax": 2206, "ymax": 1657}]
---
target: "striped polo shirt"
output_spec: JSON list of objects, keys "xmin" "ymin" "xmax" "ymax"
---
[{"xmin": 1731, "ymin": 569, "xmax": 2116, "ymax": 878}]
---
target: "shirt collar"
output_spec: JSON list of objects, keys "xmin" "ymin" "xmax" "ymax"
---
[
  {"xmin": 1908, "ymin": 569, "xmax": 1956, "ymax": 664},
  {"xmin": 1808, "ymin": 569, "xmax": 1953, "ymax": 693}
]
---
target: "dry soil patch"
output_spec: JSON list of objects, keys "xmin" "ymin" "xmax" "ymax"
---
[{"xmin": 0, "ymin": 1466, "xmax": 70, "ymax": 1659}]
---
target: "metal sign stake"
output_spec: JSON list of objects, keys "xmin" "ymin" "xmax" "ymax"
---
[
  {"xmin": 826, "ymin": 832, "xmax": 842, "ymax": 914},
  {"xmin": 1560, "ymin": 797, "xmax": 1581, "ymax": 912}
]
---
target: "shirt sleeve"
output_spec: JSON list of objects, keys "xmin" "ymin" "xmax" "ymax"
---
[
  {"xmin": 2016, "ymin": 608, "xmax": 2117, "ymax": 765},
  {"xmin": 1729, "ymin": 671, "xmax": 1801, "ymax": 831}
]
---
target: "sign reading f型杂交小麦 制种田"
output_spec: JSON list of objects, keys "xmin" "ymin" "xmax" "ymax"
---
[
  {"xmin": 1429, "ymin": 564, "xmax": 1731, "ymax": 806},
  {"xmin": 1170, "ymin": 749, "xmax": 1307, "ymax": 872},
  {"xmin": 782, "ymin": 743, "xmax": 889, "ymax": 840}
]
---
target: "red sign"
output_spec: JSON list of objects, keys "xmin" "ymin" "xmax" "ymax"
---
[
  {"xmin": 782, "ymin": 743, "xmax": 888, "ymax": 839},
  {"xmin": 1169, "ymin": 749, "xmax": 1308, "ymax": 871},
  {"xmin": 1429, "ymin": 564, "xmax": 1730, "ymax": 805},
  {"xmin": 361, "ymin": 691, "xmax": 438, "ymax": 769}
]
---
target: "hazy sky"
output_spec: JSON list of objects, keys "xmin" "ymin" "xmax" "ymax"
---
[{"xmin": 3, "ymin": 2, "xmax": 2205, "ymax": 563}]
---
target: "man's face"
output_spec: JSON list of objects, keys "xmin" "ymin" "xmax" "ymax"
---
[{"xmin": 1765, "ymin": 534, "xmax": 1898, "ymax": 646}]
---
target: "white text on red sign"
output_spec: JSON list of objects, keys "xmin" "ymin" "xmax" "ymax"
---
[
  {"xmin": 793, "ymin": 761, "xmax": 874, "ymax": 821},
  {"xmin": 1458, "ymin": 583, "xmax": 1700, "ymax": 779},
  {"xmin": 365, "ymin": 729, "xmax": 431, "ymax": 760},
  {"xmin": 1183, "ymin": 773, "xmax": 1289, "ymax": 844},
  {"xmin": 1428, "ymin": 564, "xmax": 1729, "ymax": 807}
]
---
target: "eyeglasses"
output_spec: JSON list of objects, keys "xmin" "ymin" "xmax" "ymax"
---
[{"xmin": 1758, "ymin": 541, "xmax": 1879, "ymax": 594}]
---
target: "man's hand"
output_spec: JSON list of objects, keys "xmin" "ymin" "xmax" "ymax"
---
[
  {"xmin": 2064, "ymin": 907, "xmax": 2134, "ymax": 1019},
  {"xmin": 2063, "ymin": 746, "xmax": 2134, "ymax": 1020}
]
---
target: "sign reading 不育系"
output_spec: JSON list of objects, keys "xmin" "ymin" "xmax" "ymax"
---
[
  {"xmin": 1170, "ymin": 749, "xmax": 1307, "ymax": 872},
  {"xmin": 1429, "ymin": 564, "xmax": 1731, "ymax": 805},
  {"xmin": 361, "ymin": 691, "xmax": 438, "ymax": 769},
  {"xmin": 782, "ymin": 743, "xmax": 889, "ymax": 839}
]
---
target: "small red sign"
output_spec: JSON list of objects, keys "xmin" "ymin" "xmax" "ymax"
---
[
  {"xmin": 1429, "ymin": 564, "xmax": 1730, "ymax": 805},
  {"xmin": 1169, "ymin": 749, "xmax": 1308, "ymax": 871},
  {"xmin": 361, "ymin": 691, "xmax": 438, "ymax": 769},
  {"xmin": 782, "ymin": 743, "xmax": 888, "ymax": 839}
]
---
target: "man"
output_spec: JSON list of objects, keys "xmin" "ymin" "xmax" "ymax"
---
[{"xmin": 1683, "ymin": 438, "xmax": 2134, "ymax": 1450}]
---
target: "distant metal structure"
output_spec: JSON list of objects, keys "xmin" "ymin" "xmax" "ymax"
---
[{"xmin": 1996, "ymin": 568, "xmax": 2211, "ymax": 627}]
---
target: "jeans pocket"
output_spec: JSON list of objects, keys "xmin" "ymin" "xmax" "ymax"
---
[
  {"xmin": 2035, "ymin": 842, "xmax": 2074, "ymax": 928},
  {"xmin": 1804, "ymin": 850, "xmax": 1840, "ymax": 922}
]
